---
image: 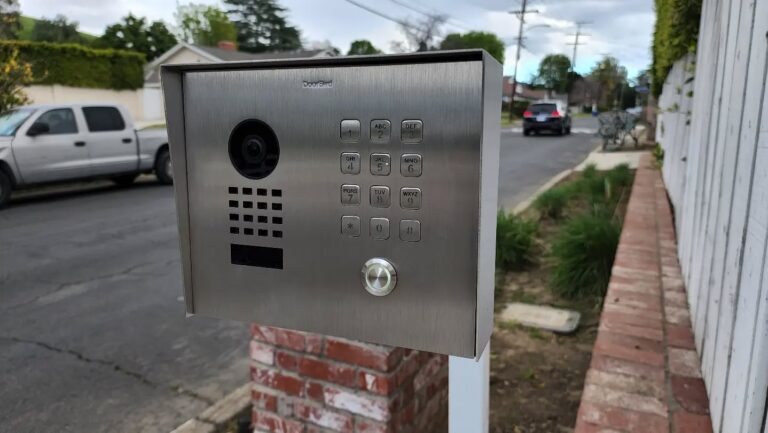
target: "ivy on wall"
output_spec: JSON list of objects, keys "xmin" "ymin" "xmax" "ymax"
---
[
  {"xmin": 652, "ymin": 0, "xmax": 703, "ymax": 97},
  {"xmin": 0, "ymin": 41, "xmax": 145, "ymax": 90}
]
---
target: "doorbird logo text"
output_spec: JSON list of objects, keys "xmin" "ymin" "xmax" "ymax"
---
[{"xmin": 302, "ymin": 80, "xmax": 333, "ymax": 89}]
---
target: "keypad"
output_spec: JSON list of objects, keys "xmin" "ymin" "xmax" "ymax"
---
[
  {"xmin": 370, "ymin": 186, "xmax": 391, "ymax": 208},
  {"xmin": 370, "ymin": 153, "xmax": 391, "ymax": 176},
  {"xmin": 338, "ymin": 118, "xmax": 423, "ymax": 241}
]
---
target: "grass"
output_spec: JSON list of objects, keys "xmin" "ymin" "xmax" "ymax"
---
[
  {"xmin": 534, "ymin": 187, "xmax": 569, "ymax": 220},
  {"xmin": 500, "ymin": 110, "xmax": 517, "ymax": 128},
  {"xmin": 18, "ymin": 16, "xmax": 98, "ymax": 42},
  {"xmin": 496, "ymin": 211, "xmax": 538, "ymax": 271}
]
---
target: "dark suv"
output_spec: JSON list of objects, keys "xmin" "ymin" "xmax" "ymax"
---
[{"xmin": 522, "ymin": 101, "xmax": 572, "ymax": 136}]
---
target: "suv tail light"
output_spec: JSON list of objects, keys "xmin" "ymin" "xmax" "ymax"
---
[
  {"xmin": 523, "ymin": 111, "xmax": 533, "ymax": 118},
  {"xmin": 551, "ymin": 111, "xmax": 561, "ymax": 118}
]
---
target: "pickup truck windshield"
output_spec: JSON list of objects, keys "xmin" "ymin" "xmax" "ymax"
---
[{"xmin": 0, "ymin": 108, "xmax": 34, "ymax": 136}]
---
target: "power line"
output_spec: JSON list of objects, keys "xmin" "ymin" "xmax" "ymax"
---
[
  {"xmin": 342, "ymin": 0, "xmax": 420, "ymax": 31},
  {"xmin": 507, "ymin": 0, "xmax": 539, "ymax": 121},
  {"xmin": 387, "ymin": 0, "xmax": 473, "ymax": 31},
  {"xmin": 566, "ymin": 21, "xmax": 591, "ymax": 72}
]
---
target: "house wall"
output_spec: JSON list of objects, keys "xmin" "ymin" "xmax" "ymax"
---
[
  {"xmin": 655, "ymin": 0, "xmax": 768, "ymax": 432},
  {"xmin": 24, "ymin": 85, "xmax": 159, "ymax": 124}
]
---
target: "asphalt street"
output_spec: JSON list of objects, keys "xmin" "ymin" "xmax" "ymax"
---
[{"xmin": 0, "ymin": 117, "xmax": 597, "ymax": 433}]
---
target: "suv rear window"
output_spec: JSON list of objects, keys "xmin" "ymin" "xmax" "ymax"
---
[
  {"xmin": 82, "ymin": 107, "xmax": 125, "ymax": 132},
  {"xmin": 527, "ymin": 104, "xmax": 557, "ymax": 114}
]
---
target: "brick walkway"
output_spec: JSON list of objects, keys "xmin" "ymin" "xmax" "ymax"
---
[{"xmin": 574, "ymin": 155, "xmax": 713, "ymax": 433}]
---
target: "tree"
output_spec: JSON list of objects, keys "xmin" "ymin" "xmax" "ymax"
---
[
  {"xmin": 0, "ymin": 47, "xmax": 33, "ymax": 113},
  {"xmin": 176, "ymin": 4, "xmax": 237, "ymax": 47},
  {"xmin": 590, "ymin": 56, "xmax": 628, "ymax": 109},
  {"xmin": 348, "ymin": 39, "xmax": 381, "ymax": 56},
  {"xmin": 0, "ymin": 0, "xmax": 20, "ymax": 39},
  {"xmin": 395, "ymin": 14, "xmax": 446, "ymax": 52},
  {"xmin": 100, "ymin": 14, "xmax": 177, "ymax": 61},
  {"xmin": 224, "ymin": 0, "xmax": 302, "ymax": 53},
  {"xmin": 439, "ymin": 32, "xmax": 505, "ymax": 64},
  {"xmin": 535, "ymin": 54, "xmax": 572, "ymax": 94},
  {"xmin": 30, "ymin": 15, "xmax": 84, "ymax": 44}
]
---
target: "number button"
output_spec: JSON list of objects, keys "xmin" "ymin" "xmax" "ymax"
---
[
  {"xmin": 400, "ymin": 188, "xmax": 421, "ymax": 210},
  {"xmin": 400, "ymin": 154, "xmax": 422, "ymax": 177},
  {"xmin": 341, "ymin": 216, "xmax": 361, "ymax": 237},
  {"xmin": 341, "ymin": 152, "xmax": 360, "ymax": 174},
  {"xmin": 341, "ymin": 185, "xmax": 360, "ymax": 205},
  {"xmin": 370, "ymin": 218, "xmax": 390, "ymax": 240},
  {"xmin": 370, "ymin": 120, "xmax": 391, "ymax": 143},
  {"xmin": 370, "ymin": 186, "xmax": 391, "ymax": 208},
  {"xmin": 401, "ymin": 120, "xmax": 423, "ymax": 143},
  {"xmin": 399, "ymin": 220, "xmax": 421, "ymax": 242},
  {"xmin": 340, "ymin": 120, "xmax": 360, "ymax": 142},
  {"xmin": 370, "ymin": 153, "xmax": 391, "ymax": 176}
]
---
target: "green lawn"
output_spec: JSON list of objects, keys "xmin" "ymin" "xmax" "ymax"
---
[{"xmin": 18, "ymin": 16, "xmax": 98, "ymax": 42}]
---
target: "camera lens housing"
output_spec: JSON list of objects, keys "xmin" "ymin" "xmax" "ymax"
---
[{"xmin": 228, "ymin": 119, "xmax": 280, "ymax": 179}]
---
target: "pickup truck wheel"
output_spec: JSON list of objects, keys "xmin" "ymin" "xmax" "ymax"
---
[
  {"xmin": 0, "ymin": 171, "xmax": 12, "ymax": 209},
  {"xmin": 112, "ymin": 174, "xmax": 138, "ymax": 187},
  {"xmin": 155, "ymin": 149, "xmax": 173, "ymax": 185}
]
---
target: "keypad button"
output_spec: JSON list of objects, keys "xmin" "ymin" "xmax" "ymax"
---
[
  {"xmin": 370, "ymin": 218, "xmax": 390, "ymax": 240},
  {"xmin": 400, "ymin": 188, "xmax": 422, "ymax": 210},
  {"xmin": 341, "ymin": 216, "xmax": 361, "ymax": 237},
  {"xmin": 340, "ymin": 120, "xmax": 360, "ymax": 142},
  {"xmin": 370, "ymin": 120, "xmax": 391, "ymax": 143},
  {"xmin": 341, "ymin": 185, "xmax": 360, "ymax": 205},
  {"xmin": 400, "ymin": 154, "xmax": 422, "ymax": 177},
  {"xmin": 370, "ymin": 186, "xmax": 391, "ymax": 208},
  {"xmin": 370, "ymin": 153, "xmax": 391, "ymax": 176},
  {"xmin": 341, "ymin": 152, "xmax": 361, "ymax": 174},
  {"xmin": 401, "ymin": 120, "xmax": 423, "ymax": 143},
  {"xmin": 399, "ymin": 220, "xmax": 421, "ymax": 242}
]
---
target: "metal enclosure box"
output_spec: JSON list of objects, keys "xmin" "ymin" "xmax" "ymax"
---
[{"xmin": 162, "ymin": 50, "xmax": 501, "ymax": 358}]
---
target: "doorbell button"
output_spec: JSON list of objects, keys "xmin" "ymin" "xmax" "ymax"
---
[
  {"xmin": 370, "ymin": 186, "xmax": 391, "ymax": 208},
  {"xmin": 400, "ymin": 188, "xmax": 422, "ymax": 209},
  {"xmin": 370, "ymin": 218, "xmax": 390, "ymax": 240},
  {"xmin": 401, "ymin": 120, "xmax": 423, "ymax": 143},
  {"xmin": 370, "ymin": 120, "xmax": 391, "ymax": 143},
  {"xmin": 341, "ymin": 216, "xmax": 361, "ymax": 237},
  {"xmin": 361, "ymin": 258, "xmax": 397, "ymax": 296},
  {"xmin": 370, "ymin": 153, "xmax": 391, "ymax": 176},
  {"xmin": 341, "ymin": 153, "xmax": 361, "ymax": 174},
  {"xmin": 400, "ymin": 154, "xmax": 422, "ymax": 177},
  {"xmin": 340, "ymin": 120, "xmax": 360, "ymax": 142},
  {"xmin": 341, "ymin": 185, "xmax": 361, "ymax": 205},
  {"xmin": 399, "ymin": 220, "xmax": 421, "ymax": 242}
]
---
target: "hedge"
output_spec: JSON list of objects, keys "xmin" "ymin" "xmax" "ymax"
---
[
  {"xmin": 0, "ymin": 40, "xmax": 145, "ymax": 90},
  {"xmin": 651, "ymin": 0, "xmax": 702, "ymax": 96}
]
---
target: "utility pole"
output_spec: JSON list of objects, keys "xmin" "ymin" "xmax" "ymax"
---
[
  {"xmin": 567, "ymin": 21, "xmax": 590, "ymax": 72},
  {"xmin": 507, "ymin": 0, "xmax": 538, "ymax": 122}
]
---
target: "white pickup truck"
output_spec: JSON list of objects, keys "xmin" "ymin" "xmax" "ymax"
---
[{"xmin": 0, "ymin": 103, "xmax": 171, "ymax": 207}]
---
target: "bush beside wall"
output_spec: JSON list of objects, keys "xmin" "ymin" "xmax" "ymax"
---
[{"xmin": 0, "ymin": 41, "xmax": 145, "ymax": 90}]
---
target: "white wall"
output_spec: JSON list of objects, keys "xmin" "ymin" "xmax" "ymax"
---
[{"xmin": 656, "ymin": 0, "xmax": 768, "ymax": 432}]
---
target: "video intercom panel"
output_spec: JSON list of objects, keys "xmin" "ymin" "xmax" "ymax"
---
[{"xmin": 162, "ymin": 50, "xmax": 501, "ymax": 358}]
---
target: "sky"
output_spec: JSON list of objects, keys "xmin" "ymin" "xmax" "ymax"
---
[{"xmin": 18, "ymin": 0, "xmax": 655, "ymax": 81}]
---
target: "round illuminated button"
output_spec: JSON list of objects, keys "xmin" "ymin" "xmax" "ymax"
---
[{"xmin": 361, "ymin": 258, "xmax": 397, "ymax": 296}]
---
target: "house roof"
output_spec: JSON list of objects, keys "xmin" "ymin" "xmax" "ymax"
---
[{"xmin": 144, "ymin": 42, "xmax": 329, "ymax": 83}]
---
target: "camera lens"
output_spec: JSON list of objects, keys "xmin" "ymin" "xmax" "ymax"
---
[{"xmin": 229, "ymin": 119, "xmax": 279, "ymax": 180}]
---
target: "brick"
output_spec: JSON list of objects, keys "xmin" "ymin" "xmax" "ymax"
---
[
  {"xmin": 251, "ymin": 340, "xmax": 275, "ymax": 365},
  {"xmin": 586, "ymin": 369, "xmax": 665, "ymax": 399},
  {"xmin": 665, "ymin": 306, "xmax": 691, "ymax": 326},
  {"xmin": 252, "ymin": 366, "xmax": 305, "ymax": 396},
  {"xmin": 582, "ymin": 384, "xmax": 667, "ymax": 417},
  {"xmin": 590, "ymin": 354, "xmax": 665, "ymax": 383},
  {"xmin": 594, "ymin": 332, "xmax": 665, "ymax": 367},
  {"xmin": 252, "ymin": 325, "xmax": 306, "ymax": 351},
  {"xmin": 252, "ymin": 387, "xmax": 278, "ymax": 412},
  {"xmin": 673, "ymin": 412, "xmax": 713, "ymax": 433},
  {"xmin": 599, "ymin": 319, "xmax": 664, "ymax": 342},
  {"xmin": 664, "ymin": 290, "xmax": 688, "ymax": 308},
  {"xmin": 578, "ymin": 401, "xmax": 669, "ymax": 433},
  {"xmin": 667, "ymin": 325, "xmax": 696, "ymax": 349},
  {"xmin": 605, "ymin": 289, "xmax": 663, "ymax": 311},
  {"xmin": 357, "ymin": 371, "xmax": 393, "ymax": 396},
  {"xmin": 670, "ymin": 375, "xmax": 709, "ymax": 414},
  {"xmin": 668, "ymin": 348, "xmax": 702, "ymax": 378},
  {"xmin": 306, "ymin": 334, "xmax": 324, "ymax": 354},
  {"xmin": 306, "ymin": 381, "xmax": 325, "ymax": 402},
  {"xmin": 253, "ymin": 409, "xmax": 305, "ymax": 433},
  {"xmin": 325, "ymin": 338, "xmax": 401, "ymax": 372},
  {"xmin": 354, "ymin": 417, "xmax": 393, "ymax": 433},
  {"xmin": 413, "ymin": 355, "xmax": 444, "ymax": 391},
  {"xmin": 600, "ymin": 310, "xmax": 663, "ymax": 330},
  {"xmin": 275, "ymin": 350, "xmax": 299, "ymax": 371},
  {"xmin": 323, "ymin": 385, "xmax": 391, "ymax": 422},
  {"xmin": 299, "ymin": 357, "xmax": 358, "ymax": 388},
  {"xmin": 394, "ymin": 352, "xmax": 421, "ymax": 387},
  {"xmin": 573, "ymin": 420, "xmax": 624, "ymax": 433},
  {"xmin": 603, "ymin": 303, "xmax": 664, "ymax": 321},
  {"xmin": 294, "ymin": 401, "xmax": 354, "ymax": 433}
]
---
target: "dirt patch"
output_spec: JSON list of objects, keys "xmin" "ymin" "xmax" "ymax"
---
[{"xmin": 489, "ymin": 170, "xmax": 632, "ymax": 433}]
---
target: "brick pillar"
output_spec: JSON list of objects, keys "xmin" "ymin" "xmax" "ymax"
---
[{"xmin": 250, "ymin": 325, "xmax": 448, "ymax": 433}]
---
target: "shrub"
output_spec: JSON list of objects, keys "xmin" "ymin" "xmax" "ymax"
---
[
  {"xmin": 496, "ymin": 211, "xmax": 538, "ymax": 271},
  {"xmin": 606, "ymin": 163, "xmax": 633, "ymax": 189},
  {"xmin": 0, "ymin": 40, "xmax": 145, "ymax": 90},
  {"xmin": 534, "ymin": 187, "xmax": 569, "ymax": 220},
  {"xmin": 549, "ymin": 210, "xmax": 621, "ymax": 299}
]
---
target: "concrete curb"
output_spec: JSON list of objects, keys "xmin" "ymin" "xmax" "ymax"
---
[
  {"xmin": 511, "ymin": 168, "xmax": 574, "ymax": 216},
  {"xmin": 169, "ymin": 383, "xmax": 250, "ymax": 433}
]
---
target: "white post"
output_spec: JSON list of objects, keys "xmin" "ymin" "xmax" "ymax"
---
[{"xmin": 448, "ymin": 343, "xmax": 490, "ymax": 433}]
